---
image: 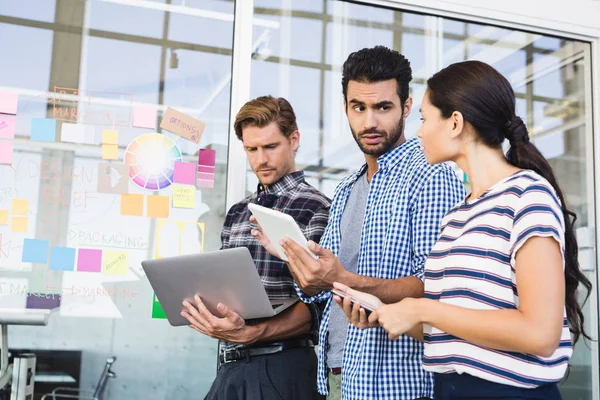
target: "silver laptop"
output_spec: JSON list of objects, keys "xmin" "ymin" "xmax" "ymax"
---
[{"xmin": 141, "ymin": 247, "xmax": 299, "ymax": 326}]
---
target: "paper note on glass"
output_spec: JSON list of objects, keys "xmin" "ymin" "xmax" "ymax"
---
[
  {"xmin": 31, "ymin": 118, "xmax": 56, "ymax": 142},
  {"xmin": 0, "ymin": 210, "xmax": 8, "ymax": 225},
  {"xmin": 103, "ymin": 251, "xmax": 128, "ymax": 275},
  {"xmin": 77, "ymin": 249, "xmax": 103, "ymax": 273},
  {"xmin": 173, "ymin": 161, "xmax": 196, "ymax": 185},
  {"xmin": 0, "ymin": 91, "xmax": 18, "ymax": 115},
  {"xmin": 101, "ymin": 129, "xmax": 118, "ymax": 144},
  {"xmin": 11, "ymin": 198, "xmax": 28, "ymax": 215},
  {"xmin": 10, "ymin": 216, "xmax": 27, "ymax": 233},
  {"xmin": 0, "ymin": 142, "xmax": 13, "ymax": 165},
  {"xmin": 0, "ymin": 115, "xmax": 16, "ymax": 139},
  {"xmin": 147, "ymin": 195, "xmax": 170, "ymax": 218},
  {"xmin": 49, "ymin": 246, "xmax": 76, "ymax": 271},
  {"xmin": 22, "ymin": 239, "xmax": 49, "ymax": 264},
  {"xmin": 159, "ymin": 107, "xmax": 206, "ymax": 144},
  {"xmin": 133, "ymin": 106, "xmax": 157, "ymax": 129},
  {"xmin": 120, "ymin": 194, "xmax": 144, "ymax": 216},
  {"xmin": 102, "ymin": 144, "xmax": 118, "ymax": 160},
  {"xmin": 172, "ymin": 185, "xmax": 195, "ymax": 209}
]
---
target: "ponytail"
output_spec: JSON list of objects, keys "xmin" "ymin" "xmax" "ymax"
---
[{"xmin": 506, "ymin": 117, "xmax": 592, "ymax": 344}]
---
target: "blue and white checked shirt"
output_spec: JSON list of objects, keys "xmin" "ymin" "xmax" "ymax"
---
[{"xmin": 297, "ymin": 138, "xmax": 466, "ymax": 399}]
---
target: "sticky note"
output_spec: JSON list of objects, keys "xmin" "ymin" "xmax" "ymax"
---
[
  {"xmin": 97, "ymin": 163, "xmax": 129, "ymax": 194},
  {"xmin": 120, "ymin": 193, "xmax": 144, "ymax": 216},
  {"xmin": 152, "ymin": 293, "xmax": 167, "ymax": 319},
  {"xmin": 49, "ymin": 246, "xmax": 76, "ymax": 271},
  {"xmin": 11, "ymin": 198, "xmax": 28, "ymax": 215},
  {"xmin": 198, "ymin": 165, "xmax": 215, "ymax": 173},
  {"xmin": 173, "ymin": 161, "xmax": 196, "ymax": 185},
  {"xmin": 198, "ymin": 149, "xmax": 216, "ymax": 166},
  {"xmin": 22, "ymin": 239, "xmax": 49, "ymax": 264},
  {"xmin": 0, "ymin": 115, "xmax": 16, "ymax": 139},
  {"xmin": 31, "ymin": 118, "xmax": 56, "ymax": 142},
  {"xmin": 26, "ymin": 293, "xmax": 61, "ymax": 310},
  {"xmin": 0, "ymin": 142, "xmax": 13, "ymax": 165},
  {"xmin": 10, "ymin": 216, "xmax": 27, "ymax": 233},
  {"xmin": 0, "ymin": 91, "xmax": 18, "ymax": 115},
  {"xmin": 77, "ymin": 248, "xmax": 102, "ymax": 273},
  {"xmin": 172, "ymin": 185, "xmax": 195, "ymax": 209},
  {"xmin": 103, "ymin": 251, "xmax": 128, "ymax": 275},
  {"xmin": 196, "ymin": 179, "xmax": 215, "ymax": 189},
  {"xmin": 102, "ymin": 144, "xmax": 118, "ymax": 160},
  {"xmin": 147, "ymin": 195, "xmax": 170, "ymax": 218},
  {"xmin": 60, "ymin": 123, "xmax": 94, "ymax": 144},
  {"xmin": 133, "ymin": 106, "xmax": 157, "ymax": 129},
  {"xmin": 0, "ymin": 210, "xmax": 8, "ymax": 225},
  {"xmin": 102, "ymin": 129, "xmax": 118, "ymax": 144},
  {"xmin": 159, "ymin": 107, "xmax": 206, "ymax": 143}
]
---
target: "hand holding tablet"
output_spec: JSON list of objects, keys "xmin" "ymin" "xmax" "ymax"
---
[{"xmin": 248, "ymin": 203, "xmax": 318, "ymax": 261}]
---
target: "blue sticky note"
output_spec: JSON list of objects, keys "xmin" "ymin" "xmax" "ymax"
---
[
  {"xmin": 49, "ymin": 246, "xmax": 76, "ymax": 271},
  {"xmin": 31, "ymin": 118, "xmax": 56, "ymax": 142},
  {"xmin": 22, "ymin": 239, "xmax": 49, "ymax": 264}
]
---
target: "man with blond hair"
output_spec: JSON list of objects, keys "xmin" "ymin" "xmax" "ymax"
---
[{"xmin": 182, "ymin": 96, "xmax": 330, "ymax": 399}]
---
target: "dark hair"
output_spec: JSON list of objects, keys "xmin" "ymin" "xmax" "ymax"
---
[
  {"xmin": 233, "ymin": 96, "xmax": 298, "ymax": 141},
  {"xmin": 427, "ymin": 60, "xmax": 592, "ymax": 344},
  {"xmin": 342, "ymin": 46, "xmax": 412, "ymax": 106}
]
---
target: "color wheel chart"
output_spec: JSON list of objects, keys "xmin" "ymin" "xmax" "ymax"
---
[{"xmin": 124, "ymin": 133, "xmax": 183, "ymax": 190}]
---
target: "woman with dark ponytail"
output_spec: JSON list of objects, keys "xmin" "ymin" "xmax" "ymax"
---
[{"xmin": 334, "ymin": 60, "xmax": 592, "ymax": 399}]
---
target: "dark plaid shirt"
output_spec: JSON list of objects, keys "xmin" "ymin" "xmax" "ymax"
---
[{"xmin": 221, "ymin": 171, "xmax": 331, "ymax": 339}]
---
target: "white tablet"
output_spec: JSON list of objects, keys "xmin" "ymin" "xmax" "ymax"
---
[{"xmin": 248, "ymin": 203, "xmax": 318, "ymax": 262}]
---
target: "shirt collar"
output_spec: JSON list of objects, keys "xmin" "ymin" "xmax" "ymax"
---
[
  {"xmin": 377, "ymin": 137, "xmax": 420, "ymax": 169},
  {"xmin": 256, "ymin": 170, "xmax": 305, "ymax": 197},
  {"xmin": 341, "ymin": 137, "xmax": 420, "ymax": 189}
]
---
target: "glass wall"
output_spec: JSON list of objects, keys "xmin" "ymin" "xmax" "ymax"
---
[
  {"xmin": 0, "ymin": 0, "xmax": 597, "ymax": 399},
  {"xmin": 249, "ymin": 1, "xmax": 597, "ymax": 399},
  {"xmin": 0, "ymin": 0, "xmax": 234, "ymax": 398}
]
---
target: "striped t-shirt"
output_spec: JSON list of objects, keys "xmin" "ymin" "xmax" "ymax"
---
[{"xmin": 423, "ymin": 169, "xmax": 572, "ymax": 388}]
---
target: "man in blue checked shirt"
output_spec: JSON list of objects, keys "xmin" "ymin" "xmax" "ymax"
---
[{"xmin": 261, "ymin": 46, "xmax": 466, "ymax": 399}]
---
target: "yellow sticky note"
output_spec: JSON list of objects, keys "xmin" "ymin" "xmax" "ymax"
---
[
  {"xmin": 147, "ymin": 195, "xmax": 170, "ymax": 218},
  {"xmin": 120, "ymin": 194, "xmax": 144, "ymax": 216},
  {"xmin": 102, "ymin": 129, "xmax": 118, "ymax": 145},
  {"xmin": 172, "ymin": 185, "xmax": 195, "ymax": 209},
  {"xmin": 11, "ymin": 216, "xmax": 28, "ymax": 233},
  {"xmin": 102, "ymin": 144, "xmax": 118, "ymax": 160},
  {"xmin": 11, "ymin": 198, "xmax": 29, "ymax": 215},
  {"xmin": 103, "ymin": 251, "xmax": 128, "ymax": 275},
  {"xmin": 0, "ymin": 210, "xmax": 8, "ymax": 225}
]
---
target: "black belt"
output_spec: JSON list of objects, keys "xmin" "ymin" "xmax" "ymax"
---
[{"xmin": 219, "ymin": 338, "xmax": 314, "ymax": 364}]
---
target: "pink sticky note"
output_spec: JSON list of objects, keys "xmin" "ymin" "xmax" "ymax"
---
[
  {"xmin": 0, "ymin": 142, "xmax": 13, "ymax": 165},
  {"xmin": 0, "ymin": 91, "xmax": 18, "ymax": 115},
  {"xmin": 77, "ymin": 249, "xmax": 103, "ymax": 273},
  {"xmin": 133, "ymin": 106, "xmax": 157, "ymax": 129},
  {"xmin": 173, "ymin": 161, "xmax": 196, "ymax": 185},
  {"xmin": 198, "ymin": 149, "xmax": 216, "ymax": 166},
  {"xmin": 196, "ymin": 179, "xmax": 215, "ymax": 188},
  {"xmin": 0, "ymin": 115, "xmax": 16, "ymax": 139}
]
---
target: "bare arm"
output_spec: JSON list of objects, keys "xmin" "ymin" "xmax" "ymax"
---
[
  {"xmin": 340, "ymin": 271, "xmax": 423, "ymax": 304},
  {"xmin": 373, "ymin": 236, "xmax": 565, "ymax": 356},
  {"xmin": 182, "ymin": 297, "xmax": 312, "ymax": 345},
  {"xmin": 249, "ymin": 301, "xmax": 312, "ymax": 343}
]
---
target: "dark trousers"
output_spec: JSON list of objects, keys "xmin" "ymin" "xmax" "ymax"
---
[
  {"xmin": 204, "ymin": 347, "xmax": 324, "ymax": 400},
  {"xmin": 433, "ymin": 373, "xmax": 562, "ymax": 400}
]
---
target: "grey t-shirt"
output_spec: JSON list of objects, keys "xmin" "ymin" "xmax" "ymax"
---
[{"xmin": 326, "ymin": 172, "xmax": 369, "ymax": 369}]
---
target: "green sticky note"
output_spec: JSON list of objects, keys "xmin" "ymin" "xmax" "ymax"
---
[{"xmin": 152, "ymin": 293, "xmax": 167, "ymax": 319}]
